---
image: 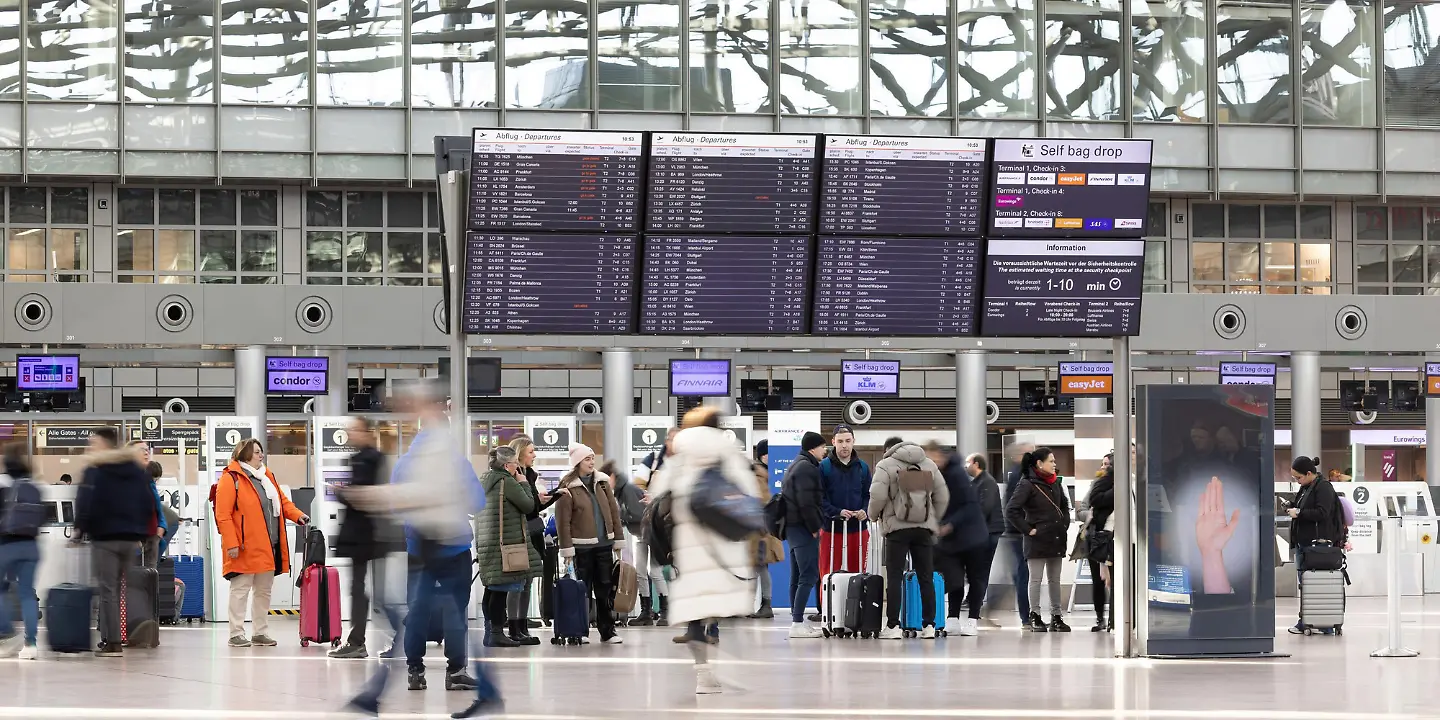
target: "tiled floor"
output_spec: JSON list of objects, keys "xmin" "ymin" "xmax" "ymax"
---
[{"xmin": 3, "ymin": 597, "xmax": 1440, "ymax": 719}]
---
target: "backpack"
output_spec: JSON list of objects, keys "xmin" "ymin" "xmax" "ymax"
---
[
  {"xmin": 0, "ymin": 476, "xmax": 44, "ymax": 537},
  {"xmin": 894, "ymin": 465, "xmax": 932, "ymax": 524},
  {"xmin": 689, "ymin": 464, "xmax": 763, "ymax": 542},
  {"xmin": 642, "ymin": 491, "xmax": 675, "ymax": 566},
  {"xmin": 763, "ymin": 491, "xmax": 787, "ymax": 538}
]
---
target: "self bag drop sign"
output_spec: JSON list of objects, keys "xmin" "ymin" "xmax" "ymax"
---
[
  {"xmin": 669, "ymin": 359, "xmax": 731, "ymax": 397},
  {"xmin": 265, "ymin": 356, "xmax": 329, "ymax": 394}
]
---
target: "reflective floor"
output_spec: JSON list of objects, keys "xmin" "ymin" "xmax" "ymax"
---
[{"xmin": 3, "ymin": 597, "xmax": 1440, "ymax": 719}]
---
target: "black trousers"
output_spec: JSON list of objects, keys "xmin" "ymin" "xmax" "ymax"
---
[
  {"xmin": 938, "ymin": 535, "xmax": 998, "ymax": 620},
  {"xmin": 345, "ymin": 550, "xmax": 381, "ymax": 646},
  {"xmin": 1087, "ymin": 557, "xmax": 1114, "ymax": 624},
  {"xmin": 884, "ymin": 528, "xmax": 935, "ymax": 628},
  {"xmin": 573, "ymin": 547, "xmax": 617, "ymax": 639}
]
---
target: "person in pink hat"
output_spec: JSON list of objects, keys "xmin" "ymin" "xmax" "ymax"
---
[{"xmin": 555, "ymin": 444, "xmax": 625, "ymax": 644}]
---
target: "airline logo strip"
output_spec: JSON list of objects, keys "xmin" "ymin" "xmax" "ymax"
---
[{"xmin": 988, "ymin": 139, "xmax": 1153, "ymax": 238}]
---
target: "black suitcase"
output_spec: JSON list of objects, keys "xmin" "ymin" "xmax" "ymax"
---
[
  {"xmin": 123, "ymin": 566, "xmax": 160, "ymax": 648},
  {"xmin": 304, "ymin": 528, "xmax": 327, "ymax": 569},
  {"xmin": 844, "ymin": 573, "xmax": 884, "ymax": 637},
  {"xmin": 540, "ymin": 543, "xmax": 559, "ymax": 623},
  {"xmin": 45, "ymin": 584, "xmax": 93, "ymax": 653},
  {"xmin": 156, "ymin": 558, "xmax": 178, "ymax": 625}
]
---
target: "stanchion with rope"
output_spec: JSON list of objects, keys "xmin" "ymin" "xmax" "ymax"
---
[{"xmin": 1370, "ymin": 514, "xmax": 1419, "ymax": 658}]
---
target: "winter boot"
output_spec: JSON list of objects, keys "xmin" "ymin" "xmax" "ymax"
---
[
  {"xmin": 632, "ymin": 601, "xmax": 656, "ymax": 627},
  {"xmin": 1028, "ymin": 611, "xmax": 1049, "ymax": 632},
  {"xmin": 484, "ymin": 621, "xmax": 519, "ymax": 648},
  {"xmin": 746, "ymin": 601, "xmax": 774, "ymax": 619},
  {"xmin": 1050, "ymin": 615, "xmax": 1072, "ymax": 633},
  {"xmin": 510, "ymin": 620, "xmax": 540, "ymax": 646},
  {"xmin": 655, "ymin": 595, "xmax": 671, "ymax": 627}
]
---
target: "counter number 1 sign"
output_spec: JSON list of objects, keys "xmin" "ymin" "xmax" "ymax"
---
[{"xmin": 140, "ymin": 410, "xmax": 164, "ymax": 442}]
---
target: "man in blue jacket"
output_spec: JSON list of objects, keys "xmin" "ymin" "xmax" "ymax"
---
[{"xmin": 817, "ymin": 425, "xmax": 871, "ymax": 621}]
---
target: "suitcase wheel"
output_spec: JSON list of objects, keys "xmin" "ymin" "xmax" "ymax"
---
[
  {"xmin": 821, "ymin": 628, "xmax": 831, "ymax": 638},
  {"xmin": 332, "ymin": 639, "xmax": 342, "ymax": 648},
  {"xmin": 1303, "ymin": 628, "xmax": 1313, "ymax": 636},
  {"xmin": 550, "ymin": 637, "xmax": 562, "ymax": 645},
  {"xmin": 567, "ymin": 638, "xmax": 581, "ymax": 646},
  {"xmin": 301, "ymin": 639, "xmax": 310, "ymax": 647}
]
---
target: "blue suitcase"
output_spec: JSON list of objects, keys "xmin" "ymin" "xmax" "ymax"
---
[
  {"xmin": 550, "ymin": 572, "xmax": 589, "ymax": 645},
  {"xmin": 45, "ymin": 584, "xmax": 93, "ymax": 653},
  {"xmin": 901, "ymin": 570, "xmax": 947, "ymax": 637},
  {"xmin": 174, "ymin": 555, "xmax": 206, "ymax": 621}
]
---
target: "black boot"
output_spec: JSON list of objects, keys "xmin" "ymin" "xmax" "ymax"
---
[
  {"xmin": 655, "ymin": 595, "xmax": 670, "ymax": 627},
  {"xmin": 1028, "ymin": 612, "xmax": 1048, "ymax": 632},
  {"xmin": 747, "ymin": 600, "xmax": 774, "ymax": 619},
  {"xmin": 632, "ymin": 602, "xmax": 655, "ymax": 627},
  {"xmin": 511, "ymin": 620, "xmax": 540, "ymax": 646},
  {"xmin": 485, "ymin": 621, "xmax": 519, "ymax": 648},
  {"xmin": 1050, "ymin": 615, "xmax": 1072, "ymax": 633}
]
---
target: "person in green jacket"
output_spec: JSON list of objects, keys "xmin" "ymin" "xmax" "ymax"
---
[{"xmin": 475, "ymin": 446, "xmax": 542, "ymax": 647}]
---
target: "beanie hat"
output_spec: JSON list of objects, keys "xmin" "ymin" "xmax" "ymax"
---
[
  {"xmin": 754, "ymin": 439, "xmax": 769, "ymax": 460},
  {"xmin": 569, "ymin": 444, "xmax": 595, "ymax": 470},
  {"xmin": 801, "ymin": 431, "xmax": 827, "ymax": 454}
]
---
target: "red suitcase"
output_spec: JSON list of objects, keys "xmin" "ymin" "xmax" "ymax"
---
[{"xmin": 299, "ymin": 564, "xmax": 342, "ymax": 648}]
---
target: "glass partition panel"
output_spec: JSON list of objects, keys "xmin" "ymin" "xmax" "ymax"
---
[
  {"xmin": 1384, "ymin": 0, "xmax": 1440, "ymax": 126},
  {"xmin": 1044, "ymin": 0, "xmax": 1123, "ymax": 120},
  {"xmin": 411, "ymin": 0, "xmax": 499, "ymax": 107},
  {"xmin": 869, "ymin": 0, "xmax": 950, "ymax": 116},
  {"xmin": 220, "ymin": 0, "xmax": 309, "ymax": 104},
  {"xmin": 504, "ymin": 0, "xmax": 590, "ymax": 108},
  {"xmin": 33, "ymin": 422, "xmax": 120, "ymax": 484}
]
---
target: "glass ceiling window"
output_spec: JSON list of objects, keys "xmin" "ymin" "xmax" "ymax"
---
[
  {"xmin": 1216, "ymin": 0, "xmax": 1294, "ymax": 124},
  {"xmin": 315, "ymin": 0, "xmax": 405, "ymax": 105},
  {"xmin": 27, "ymin": 0, "xmax": 120, "ymax": 101},
  {"xmin": 220, "ymin": 0, "xmax": 309, "ymax": 104},
  {"xmin": 956, "ymin": 0, "xmax": 1038, "ymax": 119},
  {"xmin": 124, "ymin": 0, "xmax": 216, "ymax": 103},
  {"xmin": 869, "ymin": 0, "xmax": 949, "ymax": 116}
]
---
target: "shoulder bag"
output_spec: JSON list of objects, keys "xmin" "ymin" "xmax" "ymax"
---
[{"xmin": 498, "ymin": 476, "xmax": 530, "ymax": 573}]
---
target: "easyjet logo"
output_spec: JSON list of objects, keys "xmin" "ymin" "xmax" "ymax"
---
[{"xmin": 1060, "ymin": 375, "xmax": 1112, "ymax": 395}]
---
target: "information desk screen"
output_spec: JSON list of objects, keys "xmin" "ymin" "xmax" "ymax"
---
[
  {"xmin": 641, "ymin": 235, "xmax": 810, "ymax": 334},
  {"xmin": 466, "ymin": 129, "xmax": 643, "ymax": 232},
  {"xmin": 821, "ymin": 135, "xmax": 987, "ymax": 236},
  {"xmin": 980, "ymin": 238, "xmax": 1143, "ymax": 337},
  {"xmin": 17, "ymin": 355, "xmax": 79, "ymax": 391},
  {"xmin": 989, "ymin": 139, "xmax": 1153, "ymax": 238},
  {"xmin": 462, "ymin": 232, "xmax": 636, "ymax": 334},
  {"xmin": 647, "ymin": 133, "xmax": 818, "ymax": 233},
  {"xmin": 813, "ymin": 235, "xmax": 981, "ymax": 336}
]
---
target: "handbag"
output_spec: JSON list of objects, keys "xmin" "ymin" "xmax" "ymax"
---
[
  {"xmin": 498, "ymin": 477, "xmax": 530, "ymax": 574},
  {"xmin": 1299, "ymin": 539, "xmax": 1344, "ymax": 572},
  {"xmin": 690, "ymin": 463, "xmax": 764, "ymax": 542}
]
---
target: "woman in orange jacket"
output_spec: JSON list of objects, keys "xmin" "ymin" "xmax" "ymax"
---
[{"xmin": 214, "ymin": 438, "xmax": 308, "ymax": 648}]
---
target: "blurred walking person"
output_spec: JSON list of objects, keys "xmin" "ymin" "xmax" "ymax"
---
[
  {"xmin": 331, "ymin": 418, "xmax": 398, "ymax": 659},
  {"xmin": 0, "ymin": 445, "xmax": 42, "ymax": 660}
]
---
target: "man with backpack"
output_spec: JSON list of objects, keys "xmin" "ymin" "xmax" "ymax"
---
[
  {"xmin": 0, "ymin": 445, "xmax": 41, "ymax": 660},
  {"xmin": 868, "ymin": 437, "xmax": 949, "ymax": 640}
]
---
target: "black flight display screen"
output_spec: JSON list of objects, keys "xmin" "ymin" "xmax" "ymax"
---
[
  {"xmin": 980, "ymin": 237, "xmax": 1144, "ymax": 337},
  {"xmin": 462, "ymin": 232, "xmax": 636, "ymax": 334},
  {"xmin": 466, "ymin": 129, "xmax": 643, "ymax": 231},
  {"xmin": 820, "ymin": 135, "xmax": 988, "ymax": 236},
  {"xmin": 813, "ymin": 235, "xmax": 982, "ymax": 336},
  {"xmin": 988, "ymin": 138, "xmax": 1153, "ymax": 238},
  {"xmin": 640, "ymin": 235, "xmax": 810, "ymax": 334},
  {"xmin": 646, "ymin": 133, "xmax": 818, "ymax": 233}
]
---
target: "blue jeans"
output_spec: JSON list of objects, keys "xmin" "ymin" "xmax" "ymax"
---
[
  {"xmin": 404, "ymin": 550, "xmax": 474, "ymax": 674},
  {"xmin": 0, "ymin": 541, "xmax": 39, "ymax": 645},
  {"xmin": 786, "ymin": 527, "xmax": 820, "ymax": 623},
  {"xmin": 1002, "ymin": 535, "xmax": 1030, "ymax": 621}
]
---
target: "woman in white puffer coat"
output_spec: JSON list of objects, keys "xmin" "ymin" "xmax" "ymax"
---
[{"xmin": 647, "ymin": 406, "xmax": 760, "ymax": 695}]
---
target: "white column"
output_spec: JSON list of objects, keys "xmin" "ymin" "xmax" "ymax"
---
[
  {"xmin": 602, "ymin": 349, "xmax": 633, "ymax": 464},
  {"xmin": 1291, "ymin": 351, "xmax": 1322, "ymax": 461},
  {"xmin": 324, "ymin": 348, "xmax": 347, "ymax": 415},
  {"xmin": 235, "ymin": 346, "xmax": 267, "ymax": 445},
  {"xmin": 955, "ymin": 351, "xmax": 986, "ymax": 454}
]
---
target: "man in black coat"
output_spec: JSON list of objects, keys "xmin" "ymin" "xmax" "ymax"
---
[
  {"xmin": 926, "ymin": 444, "xmax": 991, "ymax": 637},
  {"xmin": 782, "ymin": 432, "xmax": 827, "ymax": 639},
  {"xmin": 331, "ymin": 418, "xmax": 396, "ymax": 659},
  {"xmin": 75, "ymin": 427, "xmax": 156, "ymax": 657}
]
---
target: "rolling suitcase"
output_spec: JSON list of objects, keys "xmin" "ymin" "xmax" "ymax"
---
[
  {"xmin": 821, "ymin": 519, "xmax": 859, "ymax": 637},
  {"xmin": 156, "ymin": 557, "xmax": 178, "ymax": 625},
  {"xmin": 843, "ymin": 522, "xmax": 884, "ymax": 638},
  {"xmin": 901, "ymin": 566, "xmax": 947, "ymax": 637},
  {"xmin": 123, "ymin": 565, "xmax": 161, "ymax": 648},
  {"xmin": 1298, "ymin": 568, "xmax": 1346, "ymax": 635},
  {"xmin": 45, "ymin": 546, "xmax": 93, "ymax": 654},
  {"xmin": 173, "ymin": 555, "xmax": 205, "ymax": 621},
  {"xmin": 540, "ymin": 542, "xmax": 559, "ymax": 624},
  {"xmin": 299, "ymin": 563, "xmax": 343, "ymax": 648},
  {"xmin": 551, "ymin": 564, "xmax": 589, "ymax": 645}
]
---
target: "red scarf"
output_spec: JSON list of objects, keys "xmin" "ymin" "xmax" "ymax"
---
[{"xmin": 1036, "ymin": 470, "xmax": 1058, "ymax": 485}]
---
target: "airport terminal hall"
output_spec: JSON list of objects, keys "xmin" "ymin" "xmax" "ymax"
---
[{"xmin": 13, "ymin": 1, "xmax": 1440, "ymax": 719}]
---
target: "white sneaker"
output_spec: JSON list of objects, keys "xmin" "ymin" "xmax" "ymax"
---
[
  {"xmin": 788, "ymin": 622, "xmax": 823, "ymax": 639},
  {"xmin": 878, "ymin": 626, "xmax": 904, "ymax": 640},
  {"xmin": 920, "ymin": 625, "xmax": 937, "ymax": 640},
  {"xmin": 18, "ymin": 645, "xmax": 38, "ymax": 660},
  {"xmin": 695, "ymin": 664, "xmax": 723, "ymax": 694},
  {"xmin": 957, "ymin": 618, "xmax": 979, "ymax": 637},
  {"xmin": 602, "ymin": 634, "xmax": 624, "ymax": 645}
]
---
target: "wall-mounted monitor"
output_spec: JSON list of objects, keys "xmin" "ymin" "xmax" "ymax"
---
[
  {"xmin": 840, "ymin": 360, "xmax": 901, "ymax": 396},
  {"xmin": 1220, "ymin": 362, "xmax": 1277, "ymax": 386},
  {"xmin": 669, "ymin": 359, "xmax": 732, "ymax": 397},
  {"xmin": 438, "ymin": 357, "xmax": 503, "ymax": 396},
  {"xmin": 17, "ymin": 355, "xmax": 79, "ymax": 391},
  {"xmin": 265, "ymin": 356, "xmax": 329, "ymax": 395}
]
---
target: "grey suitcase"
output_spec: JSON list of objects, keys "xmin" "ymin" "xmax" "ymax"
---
[{"xmin": 1298, "ymin": 569, "xmax": 1346, "ymax": 634}]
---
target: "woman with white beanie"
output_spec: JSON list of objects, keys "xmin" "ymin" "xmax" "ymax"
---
[{"xmin": 555, "ymin": 444, "xmax": 625, "ymax": 644}]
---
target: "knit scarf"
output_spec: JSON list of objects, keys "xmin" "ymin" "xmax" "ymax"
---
[
  {"xmin": 240, "ymin": 461, "xmax": 282, "ymax": 517},
  {"xmin": 1036, "ymin": 470, "xmax": 1058, "ymax": 485}
]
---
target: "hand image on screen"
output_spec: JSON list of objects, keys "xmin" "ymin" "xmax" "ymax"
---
[{"xmin": 1194, "ymin": 476, "xmax": 1240, "ymax": 594}]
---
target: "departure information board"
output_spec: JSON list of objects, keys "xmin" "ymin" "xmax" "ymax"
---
[
  {"xmin": 980, "ymin": 238, "xmax": 1143, "ymax": 337},
  {"xmin": 463, "ymin": 232, "xmax": 636, "ymax": 334},
  {"xmin": 821, "ymin": 135, "xmax": 988, "ymax": 236},
  {"xmin": 641, "ymin": 235, "xmax": 810, "ymax": 334},
  {"xmin": 466, "ymin": 129, "xmax": 643, "ymax": 231},
  {"xmin": 813, "ymin": 236, "xmax": 982, "ymax": 336},
  {"xmin": 647, "ymin": 133, "xmax": 817, "ymax": 233},
  {"xmin": 988, "ymin": 139, "xmax": 1153, "ymax": 238}
]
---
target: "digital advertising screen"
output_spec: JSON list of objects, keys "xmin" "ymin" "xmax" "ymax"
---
[
  {"xmin": 980, "ymin": 238, "xmax": 1144, "ymax": 337},
  {"xmin": 812, "ymin": 235, "xmax": 981, "ymax": 336},
  {"xmin": 669, "ymin": 359, "xmax": 732, "ymax": 397},
  {"xmin": 466, "ymin": 129, "xmax": 643, "ymax": 232},
  {"xmin": 1057, "ymin": 362, "xmax": 1113, "ymax": 395},
  {"xmin": 16, "ymin": 355, "xmax": 79, "ymax": 391},
  {"xmin": 820, "ymin": 135, "xmax": 987, "ymax": 236},
  {"xmin": 265, "ymin": 356, "xmax": 329, "ymax": 395},
  {"xmin": 462, "ymin": 232, "xmax": 636, "ymax": 334},
  {"xmin": 640, "ymin": 235, "xmax": 810, "ymax": 334},
  {"xmin": 646, "ymin": 133, "xmax": 818, "ymax": 233},
  {"xmin": 840, "ymin": 360, "xmax": 900, "ymax": 396},
  {"xmin": 988, "ymin": 138, "xmax": 1153, "ymax": 238},
  {"xmin": 1139, "ymin": 384, "xmax": 1275, "ymax": 657},
  {"xmin": 1220, "ymin": 362, "xmax": 1277, "ymax": 386}
]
